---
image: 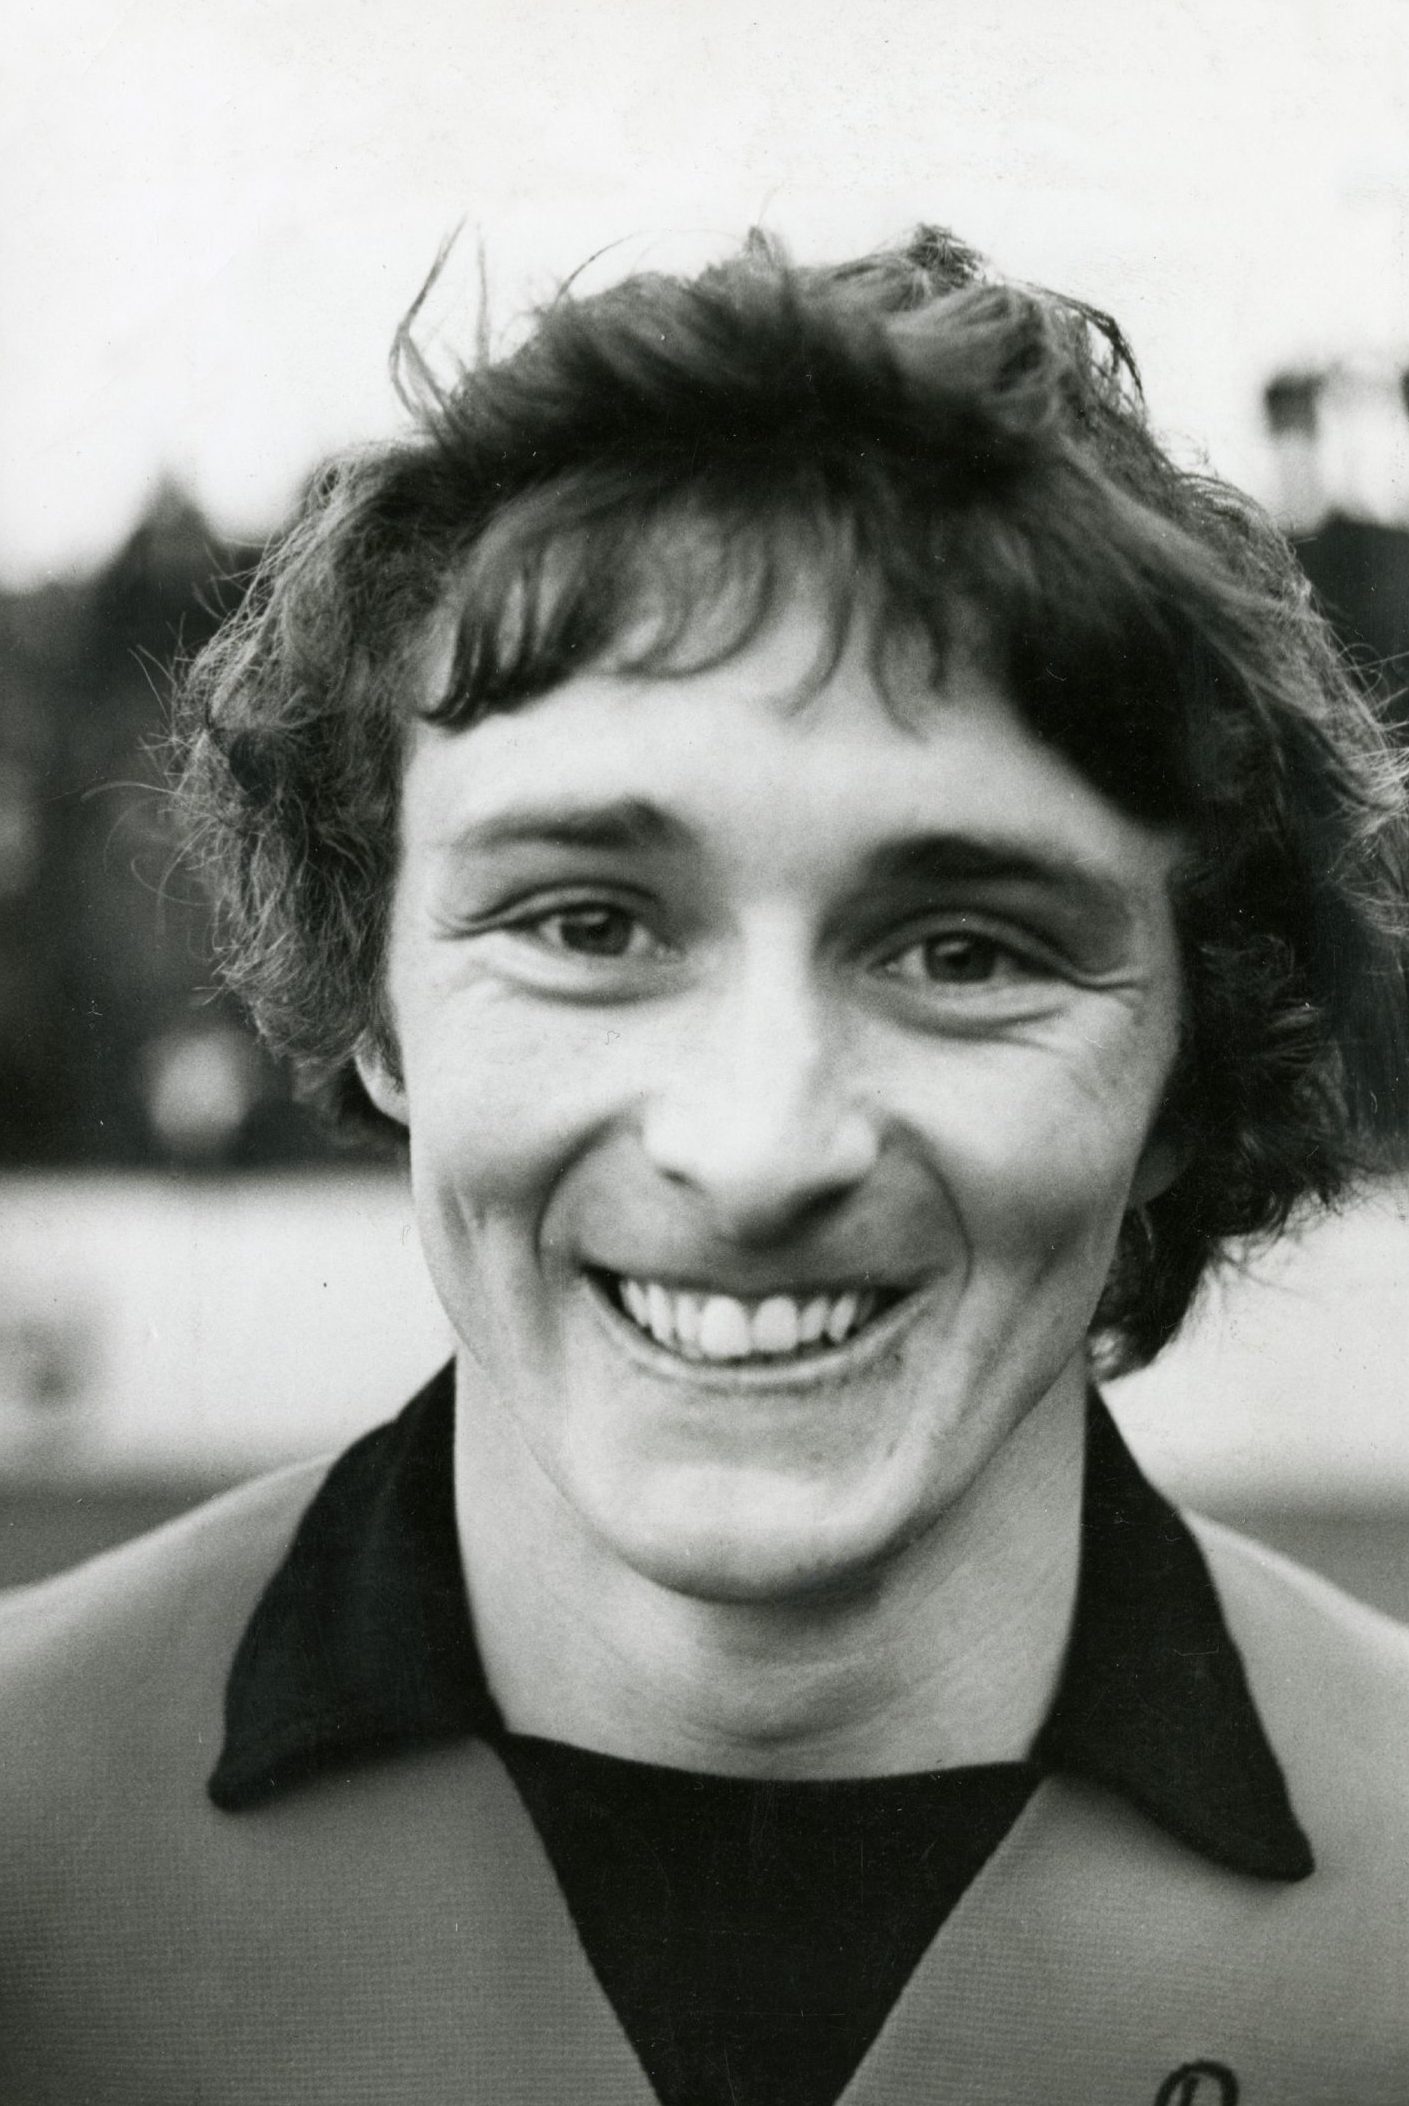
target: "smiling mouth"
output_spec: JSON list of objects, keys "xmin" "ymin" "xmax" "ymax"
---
[{"xmin": 593, "ymin": 1273, "xmax": 906, "ymax": 1364}]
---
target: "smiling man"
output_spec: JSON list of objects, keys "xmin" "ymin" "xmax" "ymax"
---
[{"xmin": 4, "ymin": 229, "xmax": 1409, "ymax": 2105}]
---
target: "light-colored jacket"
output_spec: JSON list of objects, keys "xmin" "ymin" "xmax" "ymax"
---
[{"xmin": 0, "ymin": 1458, "xmax": 1406, "ymax": 2104}]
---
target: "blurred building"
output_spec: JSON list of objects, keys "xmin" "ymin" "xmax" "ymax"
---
[{"xmin": 1265, "ymin": 360, "xmax": 1409, "ymax": 706}]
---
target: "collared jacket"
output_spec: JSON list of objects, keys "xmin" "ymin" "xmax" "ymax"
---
[{"xmin": 1, "ymin": 1380, "xmax": 1407, "ymax": 2105}]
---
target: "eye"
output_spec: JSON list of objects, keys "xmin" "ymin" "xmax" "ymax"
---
[
  {"xmin": 881, "ymin": 929, "xmax": 1049, "ymax": 989},
  {"xmin": 523, "ymin": 902, "xmax": 658, "ymax": 959}
]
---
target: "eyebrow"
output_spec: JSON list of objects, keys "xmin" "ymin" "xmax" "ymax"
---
[
  {"xmin": 444, "ymin": 799, "xmax": 1141, "ymax": 936},
  {"xmin": 860, "ymin": 836, "xmax": 1138, "ymax": 932},
  {"xmin": 444, "ymin": 798, "xmax": 688, "ymax": 857}
]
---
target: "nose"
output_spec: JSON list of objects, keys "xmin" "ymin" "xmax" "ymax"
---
[{"xmin": 640, "ymin": 940, "xmax": 881, "ymax": 1242}]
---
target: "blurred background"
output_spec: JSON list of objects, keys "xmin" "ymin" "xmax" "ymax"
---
[{"xmin": 3, "ymin": 0, "xmax": 1409, "ymax": 1609}]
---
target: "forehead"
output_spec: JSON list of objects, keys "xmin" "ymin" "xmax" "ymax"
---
[{"xmin": 402, "ymin": 598, "xmax": 1182, "ymax": 918}]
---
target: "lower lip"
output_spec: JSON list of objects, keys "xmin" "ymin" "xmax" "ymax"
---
[{"xmin": 581, "ymin": 1274, "xmax": 935, "ymax": 1392}]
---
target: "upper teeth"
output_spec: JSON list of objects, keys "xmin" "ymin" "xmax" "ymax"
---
[{"xmin": 616, "ymin": 1280, "xmax": 878, "ymax": 1360}]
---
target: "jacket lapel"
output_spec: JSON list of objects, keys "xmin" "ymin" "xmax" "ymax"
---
[{"xmin": 836, "ymin": 1774, "xmax": 1347, "ymax": 2106}]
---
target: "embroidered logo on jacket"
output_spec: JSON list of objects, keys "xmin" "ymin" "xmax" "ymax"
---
[{"xmin": 1154, "ymin": 2062, "xmax": 1238, "ymax": 2105}]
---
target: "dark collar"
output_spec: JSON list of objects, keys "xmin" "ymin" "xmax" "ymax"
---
[{"xmin": 209, "ymin": 1364, "xmax": 1312, "ymax": 1882}]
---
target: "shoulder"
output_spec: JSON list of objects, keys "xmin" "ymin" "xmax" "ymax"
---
[
  {"xmin": 1190, "ymin": 1513, "xmax": 1409, "ymax": 1846},
  {"xmin": 0, "ymin": 1458, "xmax": 330, "ymax": 1816},
  {"xmin": 1191, "ymin": 1512, "xmax": 1409, "ymax": 1720}
]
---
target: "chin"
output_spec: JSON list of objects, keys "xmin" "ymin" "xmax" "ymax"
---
[{"xmin": 572, "ymin": 1455, "xmax": 931, "ymax": 1606}]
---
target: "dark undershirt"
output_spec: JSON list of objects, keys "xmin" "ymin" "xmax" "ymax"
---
[{"xmin": 495, "ymin": 1732, "xmax": 1038, "ymax": 2106}]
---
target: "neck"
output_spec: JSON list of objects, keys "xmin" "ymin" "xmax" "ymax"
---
[{"xmin": 453, "ymin": 1364, "xmax": 1086, "ymax": 1778}]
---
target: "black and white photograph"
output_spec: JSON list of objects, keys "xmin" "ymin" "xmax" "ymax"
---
[{"xmin": 2, "ymin": 4, "xmax": 1408, "ymax": 2100}]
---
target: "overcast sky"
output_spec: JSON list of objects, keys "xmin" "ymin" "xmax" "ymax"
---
[{"xmin": 3, "ymin": 0, "xmax": 1407, "ymax": 583}]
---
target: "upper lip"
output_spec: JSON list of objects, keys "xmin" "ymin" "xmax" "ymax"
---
[{"xmin": 583, "ymin": 1260, "xmax": 928, "ymax": 1299}]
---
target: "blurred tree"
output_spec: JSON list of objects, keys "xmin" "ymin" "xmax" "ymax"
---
[
  {"xmin": 0, "ymin": 487, "xmax": 334, "ymax": 1168},
  {"xmin": 1293, "ymin": 515, "xmax": 1409, "ymax": 726}
]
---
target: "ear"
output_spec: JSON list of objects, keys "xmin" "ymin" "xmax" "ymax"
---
[
  {"xmin": 1129, "ymin": 1125, "xmax": 1189, "ymax": 1208},
  {"xmin": 354, "ymin": 1036, "xmax": 410, "ymax": 1129}
]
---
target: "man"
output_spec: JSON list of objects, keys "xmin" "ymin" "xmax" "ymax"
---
[{"xmin": 3, "ymin": 228, "xmax": 1408, "ymax": 2104}]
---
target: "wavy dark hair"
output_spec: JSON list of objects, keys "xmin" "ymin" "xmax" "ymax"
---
[{"xmin": 174, "ymin": 226, "xmax": 1409, "ymax": 1372}]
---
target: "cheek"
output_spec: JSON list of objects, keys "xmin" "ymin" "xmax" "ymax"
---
[
  {"xmin": 898, "ymin": 1039, "xmax": 1168, "ymax": 1276},
  {"xmin": 399, "ymin": 991, "xmax": 638, "ymax": 1222}
]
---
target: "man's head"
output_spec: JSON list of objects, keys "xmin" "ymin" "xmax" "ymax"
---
[
  {"xmin": 177, "ymin": 225, "xmax": 1409, "ymax": 1393},
  {"xmin": 339, "ymin": 596, "xmax": 1185, "ymax": 1601}
]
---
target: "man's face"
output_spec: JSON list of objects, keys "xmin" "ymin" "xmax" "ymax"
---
[{"xmin": 363, "ymin": 597, "xmax": 1184, "ymax": 1602}]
